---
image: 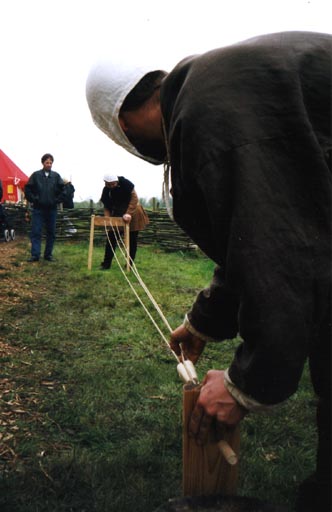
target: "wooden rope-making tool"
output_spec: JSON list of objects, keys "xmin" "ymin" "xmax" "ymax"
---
[
  {"xmin": 88, "ymin": 216, "xmax": 240, "ymax": 497},
  {"xmin": 88, "ymin": 215, "xmax": 130, "ymax": 271},
  {"xmin": 179, "ymin": 361, "xmax": 240, "ymax": 497}
]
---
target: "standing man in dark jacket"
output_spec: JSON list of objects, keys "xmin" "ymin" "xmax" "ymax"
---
[
  {"xmin": 25, "ymin": 153, "xmax": 65, "ymax": 262},
  {"xmin": 86, "ymin": 32, "xmax": 332, "ymax": 511}
]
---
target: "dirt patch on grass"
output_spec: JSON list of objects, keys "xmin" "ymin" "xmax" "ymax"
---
[
  {"xmin": 0, "ymin": 237, "xmax": 37, "ymax": 343},
  {"xmin": 0, "ymin": 237, "xmax": 25, "ymax": 263},
  {"xmin": 0, "ymin": 237, "xmax": 31, "ymax": 337},
  {"xmin": 0, "ymin": 237, "xmax": 42, "ymax": 471},
  {"xmin": 0, "ymin": 240, "xmax": 20, "ymax": 264},
  {"xmin": 0, "ymin": 236, "xmax": 27, "ymax": 278},
  {"xmin": 0, "ymin": 242, "xmax": 34, "ymax": 302}
]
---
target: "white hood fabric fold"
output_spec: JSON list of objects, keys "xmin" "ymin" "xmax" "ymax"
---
[{"xmin": 86, "ymin": 59, "xmax": 164, "ymax": 164}]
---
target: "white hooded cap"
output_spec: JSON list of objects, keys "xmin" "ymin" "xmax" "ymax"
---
[
  {"xmin": 103, "ymin": 174, "xmax": 118, "ymax": 183},
  {"xmin": 86, "ymin": 58, "xmax": 165, "ymax": 164}
]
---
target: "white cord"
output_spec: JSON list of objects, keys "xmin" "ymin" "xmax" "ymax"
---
[
  {"xmin": 104, "ymin": 223, "xmax": 180, "ymax": 363},
  {"xmin": 113, "ymin": 224, "xmax": 173, "ymax": 333},
  {"xmin": 103, "ymin": 220, "xmax": 198, "ymax": 383}
]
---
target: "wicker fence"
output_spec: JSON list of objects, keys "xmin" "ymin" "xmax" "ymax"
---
[{"xmin": 2, "ymin": 204, "xmax": 196, "ymax": 252}]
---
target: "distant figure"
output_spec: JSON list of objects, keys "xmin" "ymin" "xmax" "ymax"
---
[
  {"xmin": 62, "ymin": 177, "xmax": 75, "ymax": 209},
  {"xmin": 24, "ymin": 153, "xmax": 65, "ymax": 262},
  {"xmin": 100, "ymin": 174, "xmax": 149, "ymax": 269}
]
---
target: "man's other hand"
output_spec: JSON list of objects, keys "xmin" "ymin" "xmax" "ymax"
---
[{"xmin": 170, "ymin": 325, "xmax": 206, "ymax": 364}]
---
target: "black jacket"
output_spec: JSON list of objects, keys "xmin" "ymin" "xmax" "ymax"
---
[
  {"xmin": 62, "ymin": 182, "xmax": 75, "ymax": 209},
  {"xmin": 160, "ymin": 31, "xmax": 332, "ymax": 404},
  {"xmin": 25, "ymin": 170, "xmax": 65, "ymax": 209},
  {"xmin": 100, "ymin": 176, "xmax": 134, "ymax": 216}
]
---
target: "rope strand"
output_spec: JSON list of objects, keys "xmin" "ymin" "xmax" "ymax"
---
[
  {"xmin": 103, "ymin": 219, "xmax": 198, "ymax": 383},
  {"xmin": 113, "ymin": 224, "xmax": 173, "ymax": 333},
  {"xmin": 104, "ymin": 222, "xmax": 180, "ymax": 363}
]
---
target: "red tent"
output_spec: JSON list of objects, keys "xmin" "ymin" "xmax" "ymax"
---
[{"xmin": 0, "ymin": 149, "xmax": 29, "ymax": 203}]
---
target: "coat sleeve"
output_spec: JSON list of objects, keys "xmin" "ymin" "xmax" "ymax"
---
[{"xmin": 187, "ymin": 266, "xmax": 240, "ymax": 341}]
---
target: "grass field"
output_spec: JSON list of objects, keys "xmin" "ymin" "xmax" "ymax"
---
[{"xmin": 0, "ymin": 238, "xmax": 317, "ymax": 511}]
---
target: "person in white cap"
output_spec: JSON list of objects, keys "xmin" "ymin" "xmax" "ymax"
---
[
  {"xmin": 100, "ymin": 174, "xmax": 149, "ymax": 270},
  {"xmin": 86, "ymin": 31, "xmax": 332, "ymax": 511}
]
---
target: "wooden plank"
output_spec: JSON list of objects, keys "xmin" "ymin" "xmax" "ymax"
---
[
  {"xmin": 93, "ymin": 216, "xmax": 126, "ymax": 227},
  {"xmin": 182, "ymin": 383, "xmax": 240, "ymax": 497}
]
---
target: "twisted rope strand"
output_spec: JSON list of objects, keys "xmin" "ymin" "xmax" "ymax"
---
[
  {"xmin": 113, "ymin": 224, "xmax": 173, "ymax": 334},
  {"xmin": 104, "ymin": 222, "xmax": 180, "ymax": 363},
  {"xmin": 103, "ymin": 220, "xmax": 197, "ymax": 383}
]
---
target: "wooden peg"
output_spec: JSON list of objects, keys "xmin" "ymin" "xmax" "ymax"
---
[
  {"xmin": 177, "ymin": 360, "xmax": 198, "ymax": 384},
  {"xmin": 218, "ymin": 439, "xmax": 238, "ymax": 466}
]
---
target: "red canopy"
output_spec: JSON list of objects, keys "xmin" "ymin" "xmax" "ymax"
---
[{"xmin": 0, "ymin": 149, "xmax": 29, "ymax": 203}]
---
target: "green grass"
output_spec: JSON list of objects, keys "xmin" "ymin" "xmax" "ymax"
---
[{"xmin": 0, "ymin": 239, "xmax": 316, "ymax": 511}]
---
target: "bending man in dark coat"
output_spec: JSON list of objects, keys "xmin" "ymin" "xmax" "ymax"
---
[
  {"xmin": 100, "ymin": 174, "xmax": 149, "ymax": 269},
  {"xmin": 86, "ymin": 31, "xmax": 332, "ymax": 511}
]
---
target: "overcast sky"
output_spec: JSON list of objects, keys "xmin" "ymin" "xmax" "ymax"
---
[{"xmin": 0, "ymin": 0, "xmax": 331, "ymax": 202}]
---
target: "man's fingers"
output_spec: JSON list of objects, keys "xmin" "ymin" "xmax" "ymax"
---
[
  {"xmin": 189, "ymin": 405, "xmax": 213, "ymax": 445},
  {"xmin": 169, "ymin": 337, "xmax": 181, "ymax": 356},
  {"xmin": 170, "ymin": 340, "xmax": 190, "ymax": 361},
  {"xmin": 189, "ymin": 405, "xmax": 204, "ymax": 436},
  {"xmin": 196, "ymin": 412, "xmax": 213, "ymax": 445}
]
